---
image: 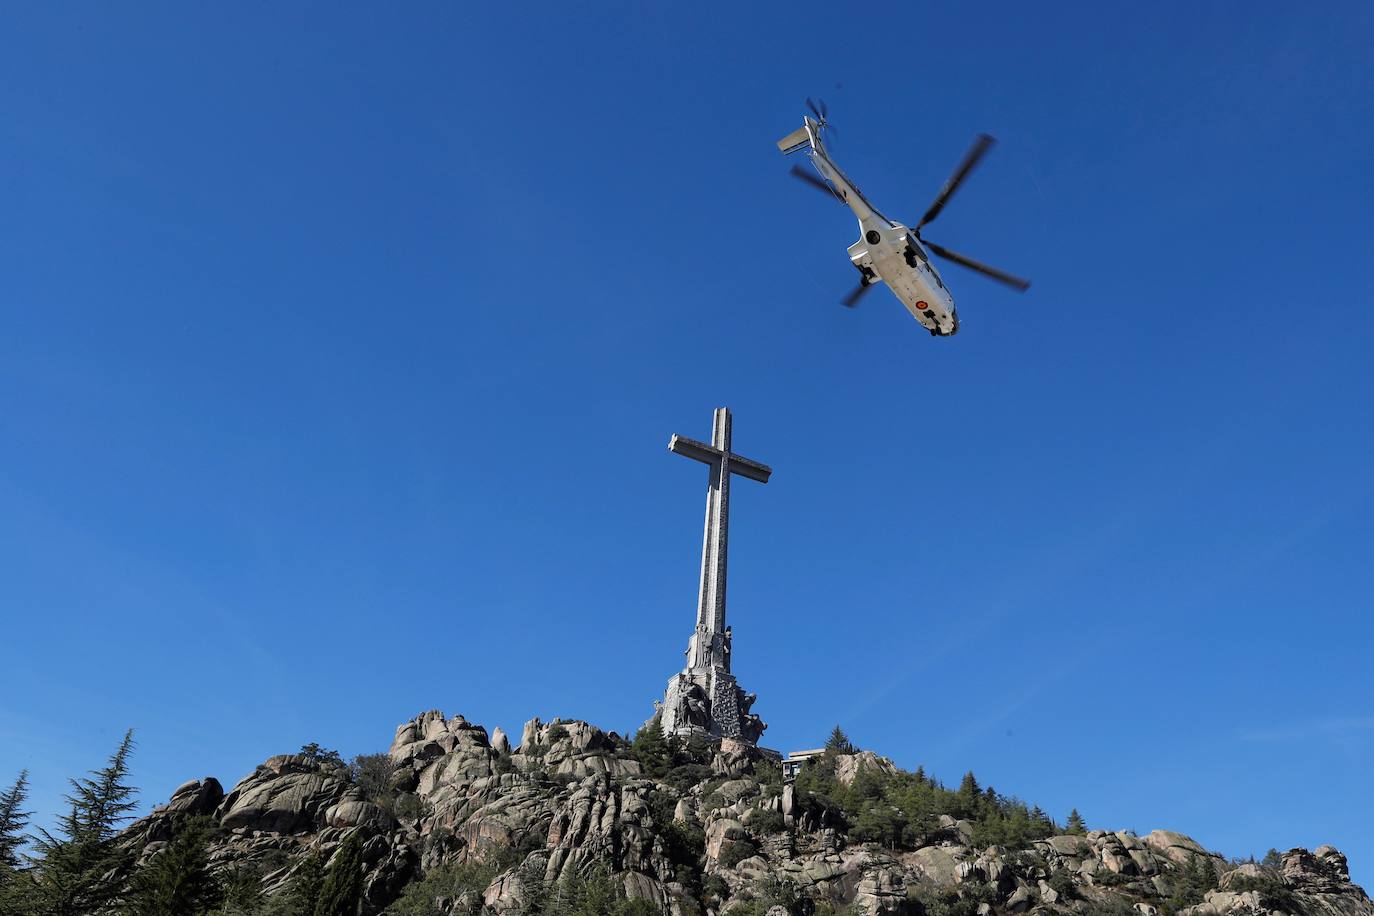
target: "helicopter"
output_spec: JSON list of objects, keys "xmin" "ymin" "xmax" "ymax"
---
[{"xmin": 778, "ymin": 99, "xmax": 1030, "ymax": 336}]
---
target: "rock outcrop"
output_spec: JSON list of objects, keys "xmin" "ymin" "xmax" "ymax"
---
[{"xmin": 114, "ymin": 710, "xmax": 1373, "ymax": 916}]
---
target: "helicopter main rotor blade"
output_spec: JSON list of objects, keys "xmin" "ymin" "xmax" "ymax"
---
[
  {"xmin": 924, "ymin": 240, "xmax": 1031, "ymax": 292},
  {"xmin": 806, "ymin": 97, "xmax": 827, "ymax": 121},
  {"xmin": 841, "ymin": 280, "xmax": 875, "ymax": 308},
  {"xmin": 790, "ymin": 164, "xmax": 839, "ymax": 199},
  {"xmin": 917, "ymin": 133, "xmax": 996, "ymax": 231}
]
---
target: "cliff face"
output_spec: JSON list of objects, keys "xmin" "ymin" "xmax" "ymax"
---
[{"xmin": 119, "ymin": 711, "xmax": 1372, "ymax": 916}]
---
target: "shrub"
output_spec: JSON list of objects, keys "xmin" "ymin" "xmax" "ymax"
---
[
  {"xmin": 750, "ymin": 808, "xmax": 786, "ymax": 835},
  {"xmin": 392, "ymin": 793, "xmax": 429, "ymax": 821},
  {"xmin": 1047, "ymin": 870, "xmax": 1077, "ymax": 900},
  {"xmin": 385, "ymin": 860, "xmax": 504, "ymax": 916},
  {"xmin": 717, "ymin": 837, "xmax": 761, "ymax": 869},
  {"xmin": 1226, "ymin": 873, "xmax": 1298, "ymax": 911},
  {"xmin": 665, "ymin": 762, "xmax": 712, "ymax": 792}
]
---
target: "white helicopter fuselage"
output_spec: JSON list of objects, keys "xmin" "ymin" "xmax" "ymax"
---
[{"xmin": 786, "ymin": 117, "xmax": 959, "ymax": 336}]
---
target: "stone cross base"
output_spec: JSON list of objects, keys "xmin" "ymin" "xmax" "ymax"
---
[{"xmin": 656, "ymin": 667, "xmax": 765, "ymax": 744}]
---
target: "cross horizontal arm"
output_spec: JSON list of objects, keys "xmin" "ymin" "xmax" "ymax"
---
[{"xmin": 668, "ymin": 435, "xmax": 772, "ymax": 484}]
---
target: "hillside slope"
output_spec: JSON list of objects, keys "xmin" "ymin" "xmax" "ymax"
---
[{"xmin": 117, "ymin": 711, "xmax": 1372, "ymax": 916}]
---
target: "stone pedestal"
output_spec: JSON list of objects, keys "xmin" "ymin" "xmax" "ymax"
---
[{"xmin": 655, "ymin": 626, "xmax": 765, "ymax": 743}]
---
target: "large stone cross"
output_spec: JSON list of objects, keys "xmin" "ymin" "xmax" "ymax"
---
[{"xmin": 669, "ymin": 408, "xmax": 771, "ymax": 667}]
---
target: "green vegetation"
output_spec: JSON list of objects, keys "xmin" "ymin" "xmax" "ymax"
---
[
  {"xmin": 0, "ymin": 771, "xmax": 31, "ymax": 915},
  {"xmin": 825, "ymin": 726, "xmax": 855, "ymax": 755},
  {"xmin": 217, "ymin": 860, "xmax": 267, "ymax": 915},
  {"xmin": 347, "ymin": 754, "xmax": 395, "ymax": 805},
  {"xmin": 1065, "ymin": 808, "xmax": 1087, "ymax": 835},
  {"xmin": 718, "ymin": 875, "xmax": 805, "ymax": 916},
  {"xmin": 297, "ymin": 744, "xmax": 344, "ymax": 769},
  {"xmin": 278, "ymin": 851, "xmax": 324, "ymax": 916},
  {"xmin": 0, "ymin": 772, "xmax": 29, "ymax": 872},
  {"xmin": 717, "ymin": 837, "xmax": 761, "ymax": 868},
  {"xmin": 793, "ymin": 747, "xmax": 1060, "ymax": 853},
  {"xmin": 631, "ymin": 716, "xmax": 672, "ymax": 779},
  {"xmin": 907, "ymin": 882, "xmax": 997, "ymax": 916},
  {"xmin": 385, "ymin": 859, "xmax": 502, "ymax": 916},
  {"xmin": 645, "ymin": 789, "xmax": 704, "ymax": 895},
  {"xmin": 23, "ymin": 729, "xmax": 139, "ymax": 916},
  {"xmin": 748, "ymin": 808, "xmax": 786, "ymax": 835},
  {"xmin": 312, "ymin": 832, "xmax": 363, "ymax": 916},
  {"xmin": 125, "ymin": 817, "xmax": 222, "ymax": 916},
  {"xmin": 1225, "ymin": 869, "xmax": 1298, "ymax": 911},
  {"xmin": 391, "ymin": 859, "xmax": 659, "ymax": 916},
  {"xmin": 539, "ymin": 864, "xmax": 658, "ymax": 916},
  {"xmin": 1165, "ymin": 853, "xmax": 1220, "ymax": 911}
]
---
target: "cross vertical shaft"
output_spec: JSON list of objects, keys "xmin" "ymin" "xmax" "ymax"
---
[{"xmin": 696, "ymin": 408, "xmax": 732, "ymax": 635}]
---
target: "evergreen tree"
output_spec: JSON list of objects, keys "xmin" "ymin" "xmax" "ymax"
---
[
  {"xmin": 632, "ymin": 716, "xmax": 672, "ymax": 779},
  {"xmin": 126, "ymin": 817, "xmax": 222, "ymax": 916},
  {"xmin": 0, "ymin": 772, "xmax": 33, "ymax": 916},
  {"xmin": 282, "ymin": 852, "xmax": 325, "ymax": 916},
  {"xmin": 825, "ymin": 726, "xmax": 854, "ymax": 755},
  {"xmin": 313, "ymin": 832, "xmax": 363, "ymax": 916},
  {"xmin": 298, "ymin": 744, "xmax": 344, "ymax": 769},
  {"xmin": 1168, "ymin": 853, "xmax": 1219, "ymax": 909},
  {"xmin": 219, "ymin": 861, "xmax": 266, "ymax": 914},
  {"xmin": 27, "ymin": 730, "xmax": 138, "ymax": 916},
  {"xmin": 1065, "ymin": 808, "xmax": 1087, "ymax": 835},
  {"xmin": 0, "ymin": 772, "xmax": 30, "ymax": 871},
  {"xmin": 955, "ymin": 771, "xmax": 981, "ymax": 817},
  {"xmin": 347, "ymin": 754, "xmax": 396, "ymax": 807}
]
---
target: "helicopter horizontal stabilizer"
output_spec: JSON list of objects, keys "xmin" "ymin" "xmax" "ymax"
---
[{"xmin": 776, "ymin": 125, "xmax": 811, "ymax": 155}]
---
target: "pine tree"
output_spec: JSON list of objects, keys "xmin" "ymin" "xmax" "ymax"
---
[
  {"xmin": 825, "ymin": 726, "xmax": 854, "ymax": 755},
  {"xmin": 1065, "ymin": 808, "xmax": 1087, "ymax": 835},
  {"xmin": 955, "ymin": 771, "xmax": 981, "ymax": 818},
  {"xmin": 313, "ymin": 832, "xmax": 364, "ymax": 916},
  {"xmin": 632, "ymin": 716, "xmax": 671, "ymax": 779},
  {"xmin": 219, "ymin": 861, "xmax": 265, "ymax": 913},
  {"xmin": 125, "ymin": 817, "xmax": 222, "ymax": 916},
  {"xmin": 28, "ymin": 729, "xmax": 138, "ymax": 916},
  {"xmin": 0, "ymin": 771, "xmax": 30, "ymax": 870},
  {"xmin": 0, "ymin": 772, "xmax": 33, "ymax": 916},
  {"xmin": 284, "ymin": 852, "xmax": 325, "ymax": 916}
]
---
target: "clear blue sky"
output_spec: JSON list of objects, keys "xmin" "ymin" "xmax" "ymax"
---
[{"xmin": 3, "ymin": 0, "xmax": 1371, "ymax": 886}]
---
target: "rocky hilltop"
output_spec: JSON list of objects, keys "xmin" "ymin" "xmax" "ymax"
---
[{"xmin": 119, "ymin": 710, "xmax": 1371, "ymax": 916}]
